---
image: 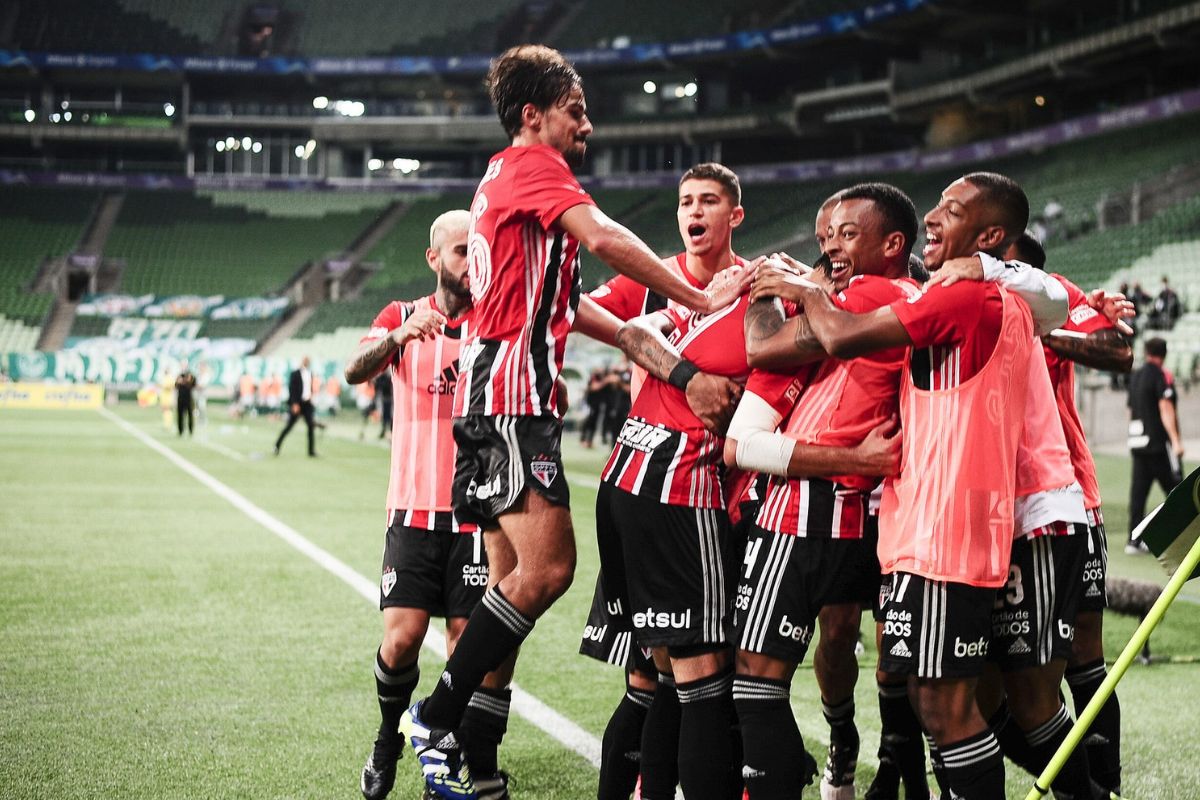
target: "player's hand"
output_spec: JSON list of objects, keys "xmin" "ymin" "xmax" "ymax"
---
[
  {"xmin": 1086, "ymin": 288, "xmax": 1136, "ymax": 336},
  {"xmin": 393, "ymin": 307, "xmax": 446, "ymax": 346},
  {"xmin": 750, "ymin": 261, "xmax": 823, "ymax": 304},
  {"xmin": 854, "ymin": 417, "xmax": 901, "ymax": 476},
  {"xmin": 703, "ymin": 265, "xmax": 754, "ymax": 313},
  {"xmin": 554, "ymin": 377, "xmax": 569, "ymax": 415},
  {"xmin": 924, "ymin": 255, "xmax": 983, "ymax": 289},
  {"xmin": 685, "ymin": 373, "xmax": 743, "ymax": 434},
  {"xmin": 770, "ymin": 252, "xmax": 812, "ymax": 277}
]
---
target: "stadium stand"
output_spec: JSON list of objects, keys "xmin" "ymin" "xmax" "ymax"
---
[
  {"xmin": 199, "ymin": 191, "xmax": 394, "ymax": 219},
  {"xmin": 8, "ymin": 0, "xmax": 208, "ymax": 54},
  {"xmin": 104, "ymin": 191, "xmax": 386, "ymax": 296}
]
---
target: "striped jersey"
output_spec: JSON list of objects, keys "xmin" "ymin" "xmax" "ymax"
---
[
  {"xmin": 753, "ymin": 275, "xmax": 917, "ymax": 539},
  {"xmin": 601, "ymin": 293, "xmax": 752, "ymax": 508},
  {"xmin": 362, "ymin": 295, "xmax": 477, "ymax": 533},
  {"xmin": 1043, "ymin": 275, "xmax": 1112, "ymax": 511},
  {"xmin": 455, "ymin": 144, "xmax": 595, "ymax": 420}
]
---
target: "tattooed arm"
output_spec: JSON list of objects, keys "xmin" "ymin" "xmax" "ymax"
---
[
  {"xmin": 744, "ymin": 297, "xmax": 828, "ymax": 369},
  {"xmin": 1042, "ymin": 327, "xmax": 1133, "ymax": 373},
  {"xmin": 344, "ymin": 305, "xmax": 445, "ymax": 384}
]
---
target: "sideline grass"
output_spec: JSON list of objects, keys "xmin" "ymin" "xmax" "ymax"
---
[{"xmin": 1, "ymin": 406, "xmax": 1198, "ymax": 798}]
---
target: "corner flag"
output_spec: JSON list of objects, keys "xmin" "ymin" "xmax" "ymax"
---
[{"xmin": 1132, "ymin": 464, "xmax": 1200, "ymax": 581}]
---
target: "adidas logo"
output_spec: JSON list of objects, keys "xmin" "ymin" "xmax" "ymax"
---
[
  {"xmin": 1086, "ymin": 581, "xmax": 1101, "ymax": 597},
  {"xmin": 435, "ymin": 731, "xmax": 461, "ymax": 751},
  {"xmin": 889, "ymin": 640, "xmax": 912, "ymax": 658},
  {"xmin": 427, "ymin": 359, "xmax": 460, "ymax": 395},
  {"xmin": 1008, "ymin": 636, "xmax": 1032, "ymax": 655}
]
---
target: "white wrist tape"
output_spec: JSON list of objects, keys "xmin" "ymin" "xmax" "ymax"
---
[{"xmin": 727, "ymin": 392, "xmax": 793, "ymax": 476}]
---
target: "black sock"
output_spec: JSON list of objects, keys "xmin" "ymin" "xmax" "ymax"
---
[
  {"xmin": 734, "ymin": 675, "xmax": 812, "ymax": 800},
  {"xmin": 640, "ymin": 673, "xmax": 681, "ymax": 800},
  {"xmin": 460, "ymin": 686, "xmax": 511, "ymax": 779},
  {"xmin": 1066, "ymin": 658, "xmax": 1122, "ymax": 794},
  {"xmin": 938, "ymin": 729, "xmax": 1005, "ymax": 800},
  {"xmin": 677, "ymin": 668, "xmax": 737, "ymax": 800},
  {"xmin": 876, "ymin": 682, "xmax": 928, "ymax": 798},
  {"xmin": 375, "ymin": 650, "xmax": 419, "ymax": 743},
  {"xmin": 421, "ymin": 587, "xmax": 533, "ymax": 730},
  {"xmin": 821, "ymin": 695, "xmax": 859, "ymax": 784},
  {"xmin": 598, "ymin": 686, "xmax": 654, "ymax": 800},
  {"xmin": 1024, "ymin": 704, "xmax": 1094, "ymax": 799},
  {"xmin": 988, "ymin": 699, "xmax": 1032, "ymax": 772}
]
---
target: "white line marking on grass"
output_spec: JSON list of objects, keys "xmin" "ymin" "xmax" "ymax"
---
[
  {"xmin": 196, "ymin": 437, "xmax": 247, "ymax": 461},
  {"xmin": 99, "ymin": 406, "xmax": 602, "ymax": 768}
]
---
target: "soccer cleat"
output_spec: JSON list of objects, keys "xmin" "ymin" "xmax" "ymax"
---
[
  {"xmin": 820, "ymin": 739, "xmax": 859, "ymax": 800},
  {"xmin": 360, "ymin": 733, "xmax": 401, "ymax": 800},
  {"xmin": 473, "ymin": 771, "xmax": 510, "ymax": 800},
  {"xmin": 1124, "ymin": 540, "xmax": 1150, "ymax": 555},
  {"xmin": 400, "ymin": 702, "xmax": 477, "ymax": 799}
]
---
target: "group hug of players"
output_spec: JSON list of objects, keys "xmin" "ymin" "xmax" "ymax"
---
[{"xmin": 343, "ymin": 45, "xmax": 1134, "ymax": 800}]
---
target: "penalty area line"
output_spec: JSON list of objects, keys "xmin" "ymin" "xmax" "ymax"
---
[{"xmin": 98, "ymin": 406, "xmax": 602, "ymax": 768}]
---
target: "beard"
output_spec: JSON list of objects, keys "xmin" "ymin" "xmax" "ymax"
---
[
  {"xmin": 564, "ymin": 141, "xmax": 587, "ymax": 169},
  {"xmin": 441, "ymin": 268, "xmax": 471, "ymax": 299}
]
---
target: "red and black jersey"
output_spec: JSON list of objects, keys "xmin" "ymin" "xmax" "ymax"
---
[
  {"xmin": 891, "ymin": 280, "xmax": 1004, "ymax": 390},
  {"xmin": 455, "ymin": 144, "xmax": 595, "ymax": 420},
  {"xmin": 601, "ymin": 294, "xmax": 751, "ymax": 509}
]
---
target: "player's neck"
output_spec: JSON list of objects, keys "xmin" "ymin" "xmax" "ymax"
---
[
  {"xmin": 435, "ymin": 286, "xmax": 469, "ymax": 320},
  {"xmin": 685, "ymin": 244, "xmax": 736, "ymax": 287}
]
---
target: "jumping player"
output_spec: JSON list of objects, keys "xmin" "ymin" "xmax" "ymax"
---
[
  {"xmin": 398, "ymin": 45, "xmax": 749, "ymax": 799},
  {"xmin": 344, "ymin": 210, "xmax": 514, "ymax": 800}
]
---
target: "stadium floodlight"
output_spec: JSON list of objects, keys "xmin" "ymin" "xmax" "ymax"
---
[
  {"xmin": 225, "ymin": 137, "xmax": 237, "ymax": 149},
  {"xmin": 61, "ymin": 100, "xmax": 69, "ymax": 110},
  {"xmin": 674, "ymin": 85, "xmax": 686, "ymax": 98},
  {"xmin": 294, "ymin": 145, "xmax": 304, "ymax": 158},
  {"xmin": 50, "ymin": 113, "xmax": 61, "ymax": 123},
  {"xmin": 241, "ymin": 136, "xmax": 252, "ymax": 149},
  {"xmin": 216, "ymin": 140, "xmax": 226, "ymax": 152},
  {"xmin": 684, "ymin": 82, "xmax": 698, "ymax": 97},
  {"xmin": 367, "ymin": 158, "xmax": 383, "ymax": 171},
  {"xmin": 1035, "ymin": 95, "xmax": 1046, "ymax": 107},
  {"xmin": 252, "ymin": 141, "xmax": 263, "ymax": 153},
  {"xmin": 393, "ymin": 157, "xmax": 420, "ymax": 174},
  {"xmin": 313, "ymin": 96, "xmax": 329, "ymax": 110},
  {"xmin": 63, "ymin": 111, "xmax": 72, "ymax": 121},
  {"xmin": 163, "ymin": 102, "xmax": 175, "ymax": 117},
  {"xmin": 24, "ymin": 109, "xmax": 35, "ymax": 122},
  {"xmin": 643, "ymin": 81, "xmax": 657, "ymax": 94}
]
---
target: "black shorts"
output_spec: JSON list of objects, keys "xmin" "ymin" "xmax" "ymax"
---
[
  {"xmin": 379, "ymin": 516, "xmax": 488, "ymax": 617},
  {"xmin": 578, "ymin": 572, "xmax": 656, "ymax": 675},
  {"xmin": 1078, "ymin": 513, "xmax": 1109, "ymax": 613},
  {"xmin": 452, "ymin": 414, "xmax": 569, "ymax": 529},
  {"xmin": 599, "ymin": 482, "xmax": 734, "ymax": 649},
  {"xmin": 989, "ymin": 532, "xmax": 1087, "ymax": 670},
  {"xmin": 877, "ymin": 572, "xmax": 996, "ymax": 679}
]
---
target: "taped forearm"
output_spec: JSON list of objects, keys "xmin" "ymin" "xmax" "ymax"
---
[
  {"xmin": 978, "ymin": 252, "xmax": 1067, "ymax": 334},
  {"xmin": 727, "ymin": 392, "xmax": 792, "ymax": 475}
]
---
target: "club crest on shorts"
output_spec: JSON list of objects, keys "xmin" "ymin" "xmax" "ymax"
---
[
  {"xmin": 381, "ymin": 566, "xmax": 397, "ymax": 597},
  {"xmin": 530, "ymin": 454, "xmax": 558, "ymax": 488}
]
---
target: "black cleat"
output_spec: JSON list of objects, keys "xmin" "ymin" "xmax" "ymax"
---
[{"xmin": 360, "ymin": 733, "xmax": 401, "ymax": 800}]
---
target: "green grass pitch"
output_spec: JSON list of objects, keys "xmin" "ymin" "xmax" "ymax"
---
[{"xmin": 1, "ymin": 405, "xmax": 1198, "ymax": 799}]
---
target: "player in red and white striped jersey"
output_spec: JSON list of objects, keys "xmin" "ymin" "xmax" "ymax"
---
[
  {"xmin": 401, "ymin": 45, "xmax": 751, "ymax": 800},
  {"xmin": 343, "ymin": 210, "xmax": 514, "ymax": 800}
]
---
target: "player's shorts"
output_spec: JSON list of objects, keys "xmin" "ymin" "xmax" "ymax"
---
[
  {"xmin": 578, "ymin": 572, "xmax": 656, "ymax": 675},
  {"xmin": 598, "ymin": 482, "xmax": 734, "ymax": 649},
  {"xmin": 1078, "ymin": 509, "xmax": 1109, "ymax": 613},
  {"xmin": 989, "ymin": 530, "xmax": 1088, "ymax": 670},
  {"xmin": 452, "ymin": 414, "xmax": 569, "ymax": 529},
  {"xmin": 877, "ymin": 572, "xmax": 996, "ymax": 678},
  {"xmin": 379, "ymin": 516, "xmax": 488, "ymax": 617}
]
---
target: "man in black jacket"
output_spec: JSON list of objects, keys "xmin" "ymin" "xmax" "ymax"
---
[
  {"xmin": 275, "ymin": 356, "xmax": 317, "ymax": 457},
  {"xmin": 1127, "ymin": 337, "xmax": 1183, "ymax": 552}
]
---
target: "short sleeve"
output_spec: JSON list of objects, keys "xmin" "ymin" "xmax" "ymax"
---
[
  {"xmin": 1057, "ymin": 275, "xmax": 1114, "ymax": 335},
  {"xmin": 890, "ymin": 281, "xmax": 989, "ymax": 349},
  {"xmin": 589, "ymin": 274, "xmax": 646, "ymax": 321},
  {"xmin": 745, "ymin": 366, "xmax": 811, "ymax": 417},
  {"xmin": 361, "ymin": 301, "xmax": 410, "ymax": 345},
  {"xmin": 515, "ymin": 146, "xmax": 595, "ymax": 231}
]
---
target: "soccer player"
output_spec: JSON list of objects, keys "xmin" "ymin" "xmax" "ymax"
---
[
  {"xmin": 398, "ymin": 45, "xmax": 749, "ymax": 799},
  {"xmin": 344, "ymin": 210, "xmax": 514, "ymax": 800},
  {"xmin": 929, "ymin": 233, "xmax": 1134, "ymax": 796},
  {"xmin": 578, "ymin": 161, "xmax": 750, "ymax": 800},
  {"xmin": 730, "ymin": 183, "xmax": 927, "ymax": 800},
  {"xmin": 781, "ymin": 173, "xmax": 1066, "ymax": 800}
]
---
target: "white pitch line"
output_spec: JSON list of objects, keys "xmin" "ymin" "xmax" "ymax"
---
[
  {"xmin": 196, "ymin": 436, "xmax": 247, "ymax": 461},
  {"xmin": 99, "ymin": 406, "xmax": 602, "ymax": 768}
]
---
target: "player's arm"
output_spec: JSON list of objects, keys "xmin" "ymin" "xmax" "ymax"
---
[
  {"xmin": 743, "ymin": 298, "xmax": 827, "ymax": 369},
  {"xmin": 344, "ymin": 305, "xmax": 445, "ymax": 384},
  {"xmin": 571, "ymin": 294, "xmax": 623, "ymax": 347},
  {"xmin": 723, "ymin": 390, "xmax": 899, "ymax": 477},
  {"xmin": 1042, "ymin": 327, "xmax": 1133, "ymax": 373},
  {"xmin": 615, "ymin": 312, "xmax": 741, "ymax": 433},
  {"xmin": 793, "ymin": 285, "xmax": 911, "ymax": 359},
  {"xmin": 925, "ymin": 253, "xmax": 1067, "ymax": 334},
  {"xmin": 559, "ymin": 204, "xmax": 750, "ymax": 313}
]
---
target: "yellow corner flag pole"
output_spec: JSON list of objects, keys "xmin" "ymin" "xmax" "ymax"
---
[{"xmin": 1024, "ymin": 529, "xmax": 1200, "ymax": 800}]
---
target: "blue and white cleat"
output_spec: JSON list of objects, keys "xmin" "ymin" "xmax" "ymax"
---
[{"xmin": 400, "ymin": 702, "xmax": 477, "ymax": 800}]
